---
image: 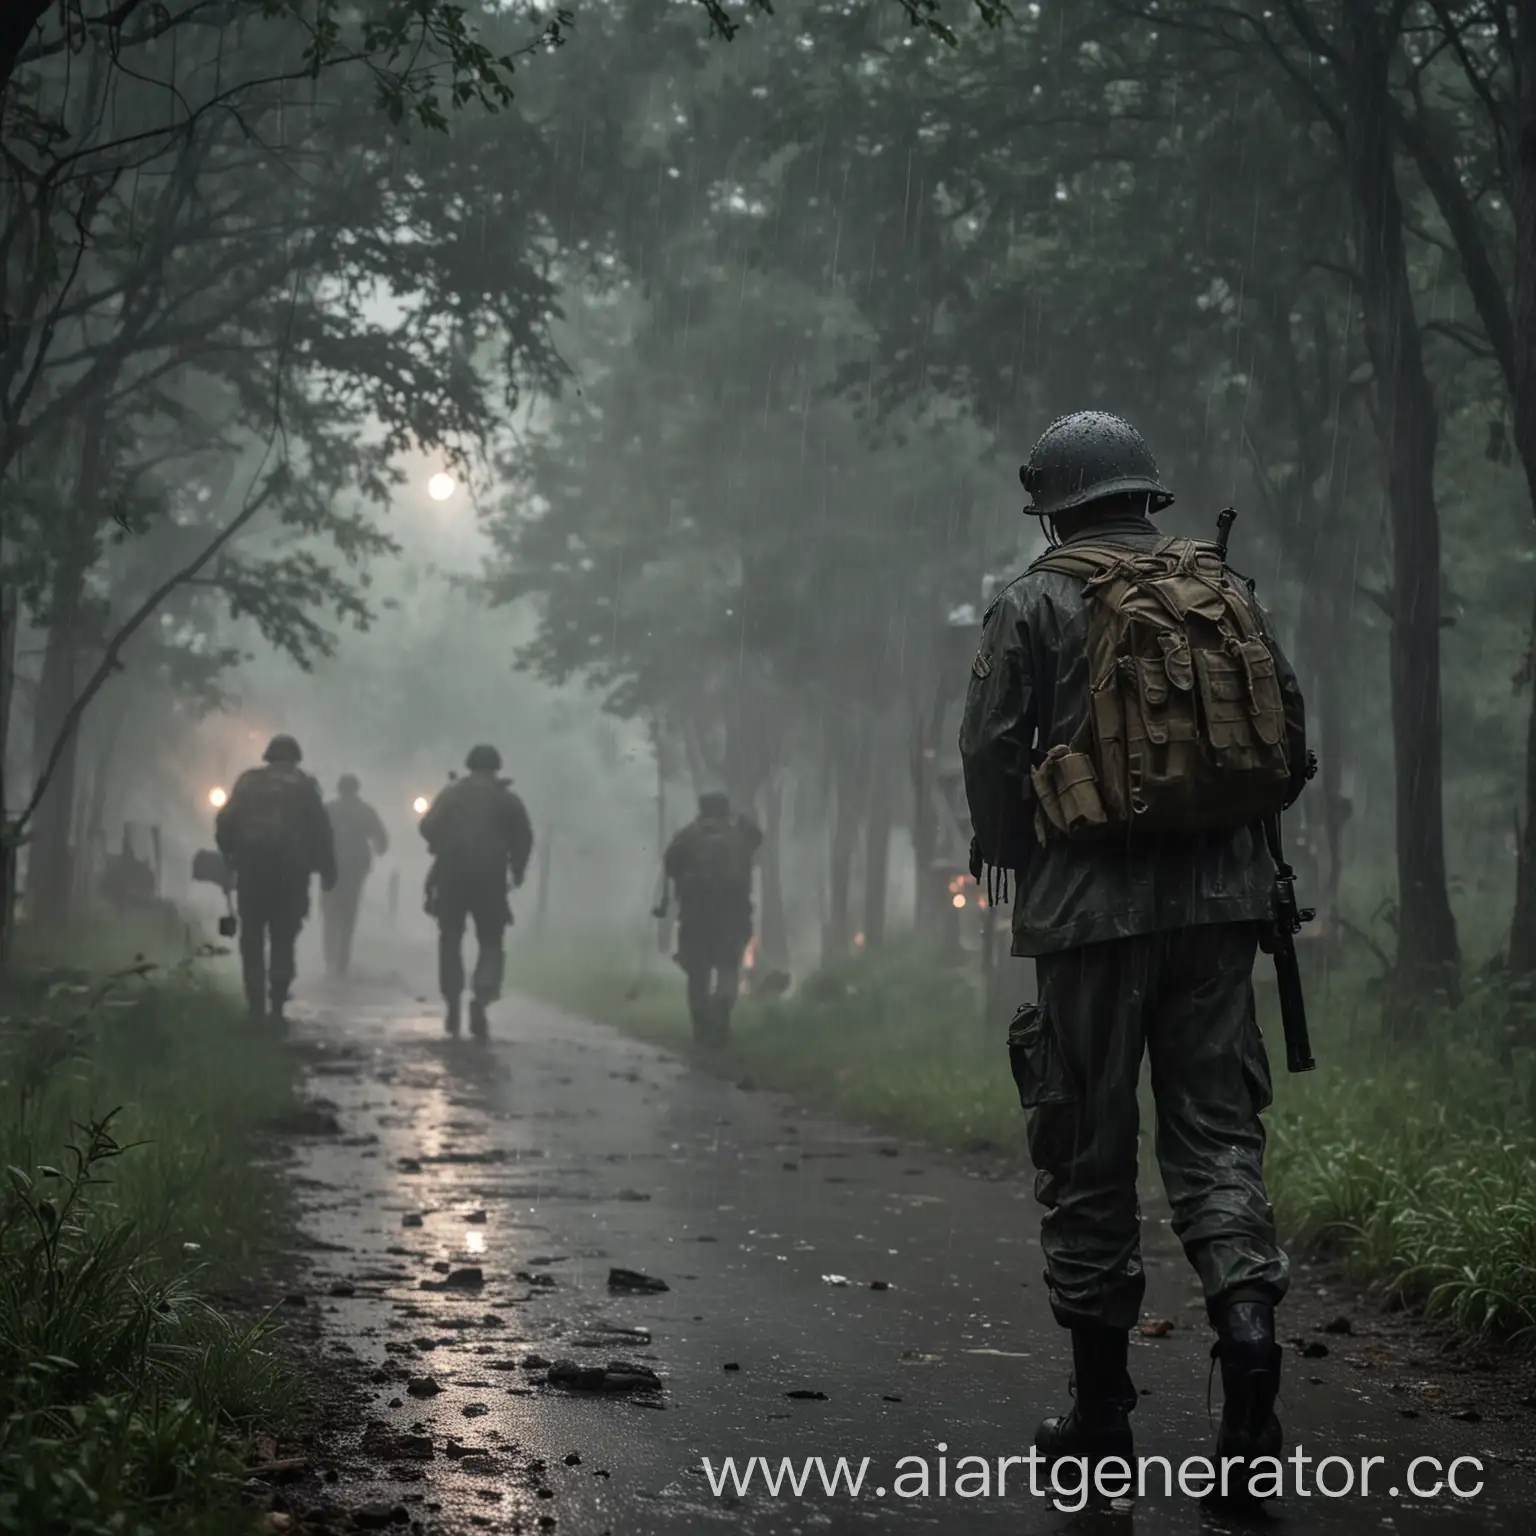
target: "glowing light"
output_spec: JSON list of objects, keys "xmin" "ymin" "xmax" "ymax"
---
[
  {"xmin": 852, "ymin": 931, "xmax": 866, "ymax": 950},
  {"xmin": 465, "ymin": 1229, "xmax": 485, "ymax": 1256},
  {"xmin": 743, "ymin": 936, "xmax": 758, "ymax": 971},
  {"xmin": 951, "ymin": 893, "xmax": 967, "ymax": 909},
  {"xmin": 412, "ymin": 796, "xmax": 429, "ymax": 815},
  {"xmin": 427, "ymin": 472, "xmax": 457, "ymax": 502},
  {"xmin": 208, "ymin": 787, "xmax": 228, "ymax": 809}
]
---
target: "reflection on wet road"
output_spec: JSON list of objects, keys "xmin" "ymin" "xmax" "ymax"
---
[{"xmin": 282, "ymin": 979, "xmax": 1535, "ymax": 1535}]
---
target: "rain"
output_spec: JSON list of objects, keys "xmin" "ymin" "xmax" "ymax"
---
[{"xmin": 1, "ymin": 2, "xmax": 1534, "ymax": 1533}]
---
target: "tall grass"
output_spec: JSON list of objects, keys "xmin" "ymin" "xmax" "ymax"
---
[
  {"xmin": 513, "ymin": 937, "xmax": 1536, "ymax": 1342},
  {"xmin": 0, "ymin": 951, "xmax": 305, "ymax": 1534}
]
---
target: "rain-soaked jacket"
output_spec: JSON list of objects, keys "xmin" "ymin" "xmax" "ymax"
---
[{"xmin": 960, "ymin": 516, "xmax": 1308, "ymax": 957}]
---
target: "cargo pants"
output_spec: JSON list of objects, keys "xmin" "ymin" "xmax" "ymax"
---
[
  {"xmin": 236, "ymin": 864, "xmax": 310, "ymax": 1020},
  {"xmin": 1009, "ymin": 922, "xmax": 1289, "ymax": 1330}
]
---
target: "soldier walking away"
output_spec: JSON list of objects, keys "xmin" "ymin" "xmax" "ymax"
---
[
  {"xmin": 215, "ymin": 734, "xmax": 336, "ymax": 1026},
  {"xmin": 420, "ymin": 745, "xmax": 533, "ymax": 1041},
  {"xmin": 322, "ymin": 773, "xmax": 389, "ymax": 978},
  {"xmin": 960, "ymin": 411, "xmax": 1309, "ymax": 1504},
  {"xmin": 656, "ymin": 793, "xmax": 762, "ymax": 1047}
]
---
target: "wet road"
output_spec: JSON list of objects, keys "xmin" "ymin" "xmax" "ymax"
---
[{"xmin": 280, "ymin": 972, "xmax": 1536, "ymax": 1536}]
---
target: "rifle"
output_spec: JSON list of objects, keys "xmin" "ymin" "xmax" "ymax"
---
[{"xmin": 1215, "ymin": 507, "xmax": 1319, "ymax": 1075}]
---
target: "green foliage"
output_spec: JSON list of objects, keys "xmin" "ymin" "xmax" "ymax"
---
[{"xmin": 0, "ymin": 959, "xmax": 305, "ymax": 1533}]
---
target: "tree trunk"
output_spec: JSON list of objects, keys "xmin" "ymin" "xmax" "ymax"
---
[
  {"xmin": 1505, "ymin": 11, "xmax": 1536, "ymax": 973},
  {"xmin": 28, "ymin": 591, "xmax": 82, "ymax": 927},
  {"xmin": 757, "ymin": 776, "xmax": 790, "ymax": 973},
  {"xmin": 1342, "ymin": 3, "xmax": 1459, "ymax": 1000},
  {"xmin": 863, "ymin": 755, "xmax": 892, "ymax": 949},
  {"xmin": 0, "ymin": 586, "xmax": 15, "ymax": 959},
  {"xmin": 823, "ymin": 731, "xmax": 869, "ymax": 967}
]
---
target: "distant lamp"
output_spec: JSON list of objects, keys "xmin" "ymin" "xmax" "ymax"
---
[
  {"xmin": 208, "ymin": 787, "xmax": 228, "ymax": 809},
  {"xmin": 427, "ymin": 473, "xmax": 457, "ymax": 502},
  {"xmin": 412, "ymin": 796, "xmax": 429, "ymax": 815}
]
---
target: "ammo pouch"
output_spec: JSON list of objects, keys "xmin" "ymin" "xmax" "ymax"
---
[{"xmin": 1029, "ymin": 742, "xmax": 1108, "ymax": 843}]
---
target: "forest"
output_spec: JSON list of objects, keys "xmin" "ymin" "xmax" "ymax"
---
[{"xmin": 3, "ymin": 1, "xmax": 1536, "ymax": 1530}]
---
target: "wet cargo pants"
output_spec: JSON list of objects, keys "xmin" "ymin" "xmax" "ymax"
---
[
  {"xmin": 236, "ymin": 866, "xmax": 310, "ymax": 1019},
  {"xmin": 322, "ymin": 872, "xmax": 365, "ymax": 977},
  {"xmin": 676, "ymin": 906, "xmax": 749, "ymax": 1046},
  {"xmin": 436, "ymin": 875, "xmax": 510, "ymax": 1005},
  {"xmin": 1009, "ymin": 922, "xmax": 1288, "ymax": 1331}
]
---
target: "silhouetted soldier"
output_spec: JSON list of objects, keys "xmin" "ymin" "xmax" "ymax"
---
[
  {"xmin": 961, "ymin": 411, "xmax": 1309, "ymax": 1503},
  {"xmin": 657, "ymin": 792, "xmax": 762, "ymax": 1046},
  {"xmin": 420, "ymin": 745, "xmax": 532, "ymax": 1040},
  {"xmin": 215, "ymin": 734, "xmax": 336, "ymax": 1024},
  {"xmin": 322, "ymin": 773, "xmax": 389, "ymax": 978}
]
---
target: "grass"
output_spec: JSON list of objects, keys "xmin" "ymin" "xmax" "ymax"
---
[
  {"xmin": 512, "ymin": 935, "xmax": 1536, "ymax": 1344},
  {"xmin": 0, "ymin": 939, "xmax": 306, "ymax": 1535}
]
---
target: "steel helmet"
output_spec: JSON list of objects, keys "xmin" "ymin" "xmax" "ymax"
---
[
  {"xmin": 263, "ymin": 734, "xmax": 303, "ymax": 764},
  {"xmin": 465, "ymin": 744, "xmax": 503, "ymax": 773},
  {"xmin": 1019, "ymin": 411, "xmax": 1174, "ymax": 519}
]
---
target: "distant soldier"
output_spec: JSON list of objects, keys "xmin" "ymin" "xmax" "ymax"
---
[
  {"xmin": 215, "ymin": 734, "xmax": 336, "ymax": 1024},
  {"xmin": 657, "ymin": 792, "xmax": 762, "ymax": 1046},
  {"xmin": 420, "ymin": 745, "xmax": 533, "ymax": 1040},
  {"xmin": 322, "ymin": 773, "xmax": 389, "ymax": 978}
]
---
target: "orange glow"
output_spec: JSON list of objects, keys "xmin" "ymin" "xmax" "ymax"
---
[
  {"xmin": 852, "ymin": 931, "xmax": 866, "ymax": 950},
  {"xmin": 951, "ymin": 893, "xmax": 967, "ymax": 909},
  {"xmin": 743, "ymin": 937, "xmax": 758, "ymax": 971},
  {"xmin": 412, "ymin": 796, "xmax": 429, "ymax": 815},
  {"xmin": 208, "ymin": 787, "xmax": 227, "ymax": 809}
]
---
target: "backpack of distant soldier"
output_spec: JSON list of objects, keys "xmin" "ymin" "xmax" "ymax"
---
[
  {"xmin": 683, "ymin": 818, "xmax": 754, "ymax": 897},
  {"xmin": 1026, "ymin": 535, "xmax": 1291, "ymax": 839},
  {"xmin": 232, "ymin": 770, "xmax": 311, "ymax": 863}
]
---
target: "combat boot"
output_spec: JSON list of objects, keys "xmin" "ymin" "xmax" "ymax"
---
[
  {"xmin": 444, "ymin": 996, "xmax": 461, "ymax": 1037},
  {"xmin": 1210, "ymin": 1300, "xmax": 1283, "ymax": 1503},
  {"xmin": 1035, "ymin": 1323, "xmax": 1136, "ymax": 1472},
  {"xmin": 468, "ymin": 999, "xmax": 489, "ymax": 1041}
]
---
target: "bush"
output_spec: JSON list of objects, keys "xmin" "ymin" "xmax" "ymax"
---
[{"xmin": 0, "ymin": 957, "xmax": 304, "ymax": 1534}]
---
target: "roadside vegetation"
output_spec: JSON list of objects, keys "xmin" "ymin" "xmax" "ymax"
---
[
  {"xmin": 512, "ymin": 938, "xmax": 1536, "ymax": 1345},
  {"xmin": 0, "ymin": 935, "xmax": 304, "ymax": 1535}
]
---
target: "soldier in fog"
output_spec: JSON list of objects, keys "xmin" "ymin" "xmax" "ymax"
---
[
  {"xmin": 215, "ymin": 734, "xmax": 336, "ymax": 1025},
  {"xmin": 656, "ymin": 792, "xmax": 762, "ymax": 1046},
  {"xmin": 960, "ymin": 412, "xmax": 1309, "ymax": 1498},
  {"xmin": 419, "ymin": 745, "xmax": 533, "ymax": 1040},
  {"xmin": 322, "ymin": 773, "xmax": 389, "ymax": 978}
]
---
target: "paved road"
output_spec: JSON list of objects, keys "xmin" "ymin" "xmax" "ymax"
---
[{"xmin": 278, "ymin": 970, "xmax": 1536, "ymax": 1536}]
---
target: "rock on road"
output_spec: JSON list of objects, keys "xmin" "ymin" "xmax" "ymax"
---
[{"xmin": 273, "ymin": 972, "xmax": 1535, "ymax": 1536}]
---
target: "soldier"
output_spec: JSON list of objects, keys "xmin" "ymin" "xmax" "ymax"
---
[
  {"xmin": 420, "ymin": 745, "xmax": 532, "ymax": 1040},
  {"xmin": 960, "ymin": 412, "xmax": 1308, "ymax": 1500},
  {"xmin": 215, "ymin": 734, "xmax": 336, "ymax": 1025},
  {"xmin": 657, "ymin": 792, "xmax": 762, "ymax": 1047},
  {"xmin": 322, "ymin": 773, "xmax": 389, "ymax": 978}
]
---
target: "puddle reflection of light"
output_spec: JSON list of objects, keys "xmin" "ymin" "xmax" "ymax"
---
[{"xmin": 466, "ymin": 1229, "xmax": 485, "ymax": 1255}]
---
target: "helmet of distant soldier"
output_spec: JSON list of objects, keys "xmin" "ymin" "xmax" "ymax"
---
[
  {"xmin": 264, "ymin": 734, "xmax": 303, "ymax": 764},
  {"xmin": 698, "ymin": 791, "xmax": 731, "ymax": 818},
  {"xmin": 465, "ymin": 744, "xmax": 503, "ymax": 773},
  {"xmin": 338, "ymin": 773, "xmax": 361, "ymax": 796},
  {"xmin": 1019, "ymin": 411, "xmax": 1175, "ymax": 519}
]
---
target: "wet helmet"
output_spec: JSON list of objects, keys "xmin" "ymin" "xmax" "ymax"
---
[
  {"xmin": 1019, "ymin": 411, "xmax": 1174, "ymax": 519},
  {"xmin": 264, "ymin": 734, "xmax": 303, "ymax": 764},
  {"xmin": 465, "ymin": 744, "xmax": 503, "ymax": 773},
  {"xmin": 338, "ymin": 773, "xmax": 360, "ymax": 796},
  {"xmin": 698, "ymin": 792, "xmax": 731, "ymax": 818}
]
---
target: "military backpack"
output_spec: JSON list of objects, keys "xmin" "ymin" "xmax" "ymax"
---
[
  {"xmin": 681, "ymin": 818, "xmax": 755, "ymax": 898},
  {"xmin": 1026, "ymin": 535, "xmax": 1291, "ymax": 840}
]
